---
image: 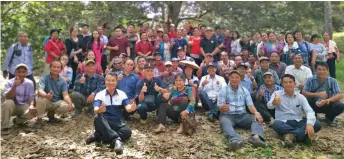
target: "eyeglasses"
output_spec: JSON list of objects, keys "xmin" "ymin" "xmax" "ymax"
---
[{"xmin": 113, "ymin": 62, "xmax": 122, "ymax": 65}]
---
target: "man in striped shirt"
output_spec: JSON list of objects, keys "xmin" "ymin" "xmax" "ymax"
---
[{"xmin": 217, "ymin": 70, "xmax": 266, "ymax": 151}]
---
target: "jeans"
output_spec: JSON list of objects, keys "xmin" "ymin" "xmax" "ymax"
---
[
  {"xmin": 254, "ymin": 101, "xmax": 275, "ymax": 121},
  {"xmin": 199, "ymin": 90, "xmax": 219, "ymax": 118},
  {"xmin": 272, "ymin": 120, "xmax": 321, "ymax": 142},
  {"xmin": 136, "ymin": 95, "xmax": 162, "ymax": 120},
  {"xmin": 93, "ymin": 114, "xmax": 131, "ymax": 143},
  {"xmin": 70, "ymin": 92, "xmax": 93, "ymax": 111},
  {"xmin": 219, "ymin": 113, "xmax": 265, "ymax": 143},
  {"xmin": 308, "ymin": 100, "xmax": 344, "ymax": 121}
]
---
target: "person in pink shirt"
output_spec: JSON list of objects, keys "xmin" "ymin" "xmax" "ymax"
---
[{"xmin": 85, "ymin": 31, "xmax": 105, "ymax": 65}]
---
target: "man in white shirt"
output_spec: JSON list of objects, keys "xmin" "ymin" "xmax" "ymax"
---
[
  {"xmin": 268, "ymin": 74, "xmax": 321, "ymax": 147},
  {"xmin": 285, "ymin": 54, "xmax": 312, "ymax": 93},
  {"xmin": 199, "ymin": 62, "xmax": 226, "ymax": 122}
]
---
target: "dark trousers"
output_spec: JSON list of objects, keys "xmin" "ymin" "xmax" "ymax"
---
[
  {"xmin": 272, "ymin": 120, "xmax": 321, "ymax": 142},
  {"xmin": 101, "ymin": 53, "xmax": 108, "ymax": 74},
  {"xmin": 254, "ymin": 101, "xmax": 275, "ymax": 121},
  {"xmin": 327, "ymin": 58, "xmax": 336, "ymax": 78},
  {"xmin": 70, "ymin": 62, "xmax": 78, "ymax": 89},
  {"xmin": 9, "ymin": 73, "xmax": 36, "ymax": 90},
  {"xmin": 157, "ymin": 101, "xmax": 188, "ymax": 125},
  {"xmin": 199, "ymin": 90, "xmax": 219, "ymax": 117},
  {"xmin": 309, "ymin": 100, "xmax": 344, "ymax": 121},
  {"xmin": 136, "ymin": 95, "xmax": 162, "ymax": 120},
  {"xmin": 94, "ymin": 114, "xmax": 132, "ymax": 143}
]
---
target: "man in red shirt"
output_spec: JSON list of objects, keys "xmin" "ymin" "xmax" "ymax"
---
[
  {"xmin": 135, "ymin": 32, "xmax": 153, "ymax": 57},
  {"xmin": 168, "ymin": 24, "xmax": 177, "ymax": 39},
  {"xmin": 154, "ymin": 53, "xmax": 165, "ymax": 74},
  {"xmin": 106, "ymin": 26, "xmax": 130, "ymax": 60}
]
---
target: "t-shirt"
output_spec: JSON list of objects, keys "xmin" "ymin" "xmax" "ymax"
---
[
  {"xmin": 200, "ymin": 37, "xmax": 218, "ymax": 54},
  {"xmin": 188, "ymin": 36, "xmax": 202, "ymax": 56},
  {"xmin": 39, "ymin": 74, "xmax": 68, "ymax": 102},
  {"xmin": 108, "ymin": 37, "xmax": 129, "ymax": 60}
]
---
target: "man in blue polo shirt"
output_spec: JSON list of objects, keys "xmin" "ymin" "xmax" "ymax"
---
[
  {"xmin": 117, "ymin": 58, "xmax": 139, "ymax": 119},
  {"xmin": 135, "ymin": 63, "xmax": 167, "ymax": 124},
  {"xmin": 85, "ymin": 72, "xmax": 137, "ymax": 154}
]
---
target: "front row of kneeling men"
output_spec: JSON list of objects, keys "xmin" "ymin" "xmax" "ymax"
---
[{"xmin": 2, "ymin": 59, "xmax": 343, "ymax": 153}]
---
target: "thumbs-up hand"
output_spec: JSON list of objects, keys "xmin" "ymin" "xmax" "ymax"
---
[
  {"xmin": 46, "ymin": 90, "xmax": 53, "ymax": 100},
  {"xmin": 79, "ymin": 74, "xmax": 86, "ymax": 84},
  {"xmin": 114, "ymin": 45, "xmax": 119, "ymax": 51},
  {"xmin": 219, "ymin": 101, "xmax": 230, "ymax": 112},
  {"xmin": 129, "ymin": 100, "xmax": 137, "ymax": 112},
  {"xmin": 97, "ymin": 104, "xmax": 106, "ymax": 114},
  {"xmin": 154, "ymin": 83, "xmax": 160, "ymax": 92},
  {"xmin": 141, "ymin": 83, "xmax": 147, "ymax": 93},
  {"xmin": 202, "ymin": 76, "xmax": 209, "ymax": 86},
  {"xmin": 273, "ymin": 92, "xmax": 281, "ymax": 105},
  {"xmin": 14, "ymin": 76, "xmax": 22, "ymax": 87}
]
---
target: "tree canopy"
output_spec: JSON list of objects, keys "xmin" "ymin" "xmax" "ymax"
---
[{"xmin": 1, "ymin": 1, "xmax": 343, "ymax": 70}]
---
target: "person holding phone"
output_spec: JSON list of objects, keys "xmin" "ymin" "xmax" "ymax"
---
[{"xmin": 268, "ymin": 74, "xmax": 321, "ymax": 147}]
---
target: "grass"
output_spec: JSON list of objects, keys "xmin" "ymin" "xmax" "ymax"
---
[{"xmin": 334, "ymin": 32, "xmax": 344, "ymax": 83}]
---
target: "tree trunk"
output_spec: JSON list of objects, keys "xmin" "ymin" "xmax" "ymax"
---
[
  {"xmin": 166, "ymin": 2, "xmax": 183, "ymax": 30},
  {"xmin": 324, "ymin": 1, "xmax": 333, "ymax": 39}
]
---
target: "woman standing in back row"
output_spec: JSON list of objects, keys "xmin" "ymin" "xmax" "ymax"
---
[{"xmin": 322, "ymin": 32, "xmax": 341, "ymax": 78}]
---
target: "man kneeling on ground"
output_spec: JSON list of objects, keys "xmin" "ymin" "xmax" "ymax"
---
[
  {"xmin": 85, "ymin": 72, "xmax": 137, "ymax": 154},
  {"xmin": 1, "ymin": 64, "xmax": 38, "ymax": 135},
  {"xmin": 268, "ymin": 74, "xmax": 321, "ymax": 147}
]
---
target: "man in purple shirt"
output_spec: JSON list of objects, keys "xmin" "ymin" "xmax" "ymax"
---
[{"xmin": 1, "ymin": 64, "xmax": 37, "ymax": 135}]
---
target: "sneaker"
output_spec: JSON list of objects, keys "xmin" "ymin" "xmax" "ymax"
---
[
  {"xmin": 283, "ymin": 134, "xmax": 295, "ymax": 147},
  {"xmin": 72, "ymin": 110, "xmax": 81, "ymax": 118},
  {"xmin": 140, "ymin": 119, "xmax": 147, "ymax": 124},
  {"xmin": 85, "ymin": 133, "xmax": 97, "ymax": 145},
  {"xmin": 228, "ymin": 140, "xmax": 243, "ymax": 151},
  {"xmin": 1, "ymin": 128, "xmax": 12, "ymax": 135},
  {"xmin": 248, "ymin": 135, "xmax": 266, "ymax": 147}
]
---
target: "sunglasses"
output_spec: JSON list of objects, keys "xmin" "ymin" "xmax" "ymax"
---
[{"xmin": 113, "ymin": 62, "xmax": 122, "ymax": 65}]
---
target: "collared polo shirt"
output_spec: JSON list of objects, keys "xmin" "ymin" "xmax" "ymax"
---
[
  {"xmin": 93, "ymin": 89, "xmax": 129, "ymax": 121},
  {"xmin": 285, "ymin": 65, "xmax": 313, "ymax": 92},
  {"xmin": 39, "ymin": 74, "xmax": 68, "ymax": 102},
  {"xmin": 199, "ymin": 74, "xmax": 226, "ymax": 100},
  {"xmin": 4, "ymin": 78, "xmax": 35, "ymax": 105},
  {"xmin": 117, "ymin": 72, "xmax": 139, "ymax": 99},
  {"xmin": 200, "ymin": 37, "xmax": 218, "ymax": 53}
]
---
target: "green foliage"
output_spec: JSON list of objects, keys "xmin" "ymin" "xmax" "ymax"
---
[{"xmin": 262, "ymin": 147, "xmax": 273, "ymax": 158}]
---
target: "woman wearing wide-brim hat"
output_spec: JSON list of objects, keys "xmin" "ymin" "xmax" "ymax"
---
[{"xmin": 179, "ymin": 60, "xmax": 200, "ymax": 107}]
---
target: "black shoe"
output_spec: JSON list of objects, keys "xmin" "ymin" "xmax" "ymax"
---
[
  {"xmin": 86, "ymin": 133, "xmax": 97, "ymax": 145},
  {"xmin": 228, "ymin": 141, "xmax": 243, "ymax": 151},
  {"xmin": 112, "ymin": 138, "xmax": 123, "ymax": 154},
  {"xmin": 47, "ymin": 117, "xmax": 62, "ymax": 124}
]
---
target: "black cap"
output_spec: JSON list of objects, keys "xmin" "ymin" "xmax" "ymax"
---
[
  {"xmin": 236, "ymin": 62, "xmax": 248, "ymax": 69},
  {"xmin": 144, "ymin": 63, "xmax": 155, "ymax": 69},
  {"xmin": 177, "ymin": 46, "xmax": 184, "ymax": 52}
]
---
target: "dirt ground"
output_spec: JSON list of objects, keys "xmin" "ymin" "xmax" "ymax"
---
[{"xmin": 1, "ymin": 109, "xmax": 344, "ymax": 159}]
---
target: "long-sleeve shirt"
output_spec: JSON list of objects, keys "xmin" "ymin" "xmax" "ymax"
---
[
  {"xmin": 217, "ymin": 85, "xmax": 253, "ymax": 115},
  {"xmin": 3, "ymin": 42, "xmax": 34, "ymax": 75},
  {"xmin": 117, "ymin": 72, "xmax": 139, "ymax": 100},
  {"xmin": 198, "ymin": 74, "xmax": 226, "ymax": 100},
  {"xmin": 168, "ymin": 86, "xmax": 195, "ymax": 112},
  {"xmin": 74, "ymin": 73, "xmax": 105, "ymax": 96},
  {"xmin": 267, "ymin": 90, "xmax": 316, "ymax": 126}
]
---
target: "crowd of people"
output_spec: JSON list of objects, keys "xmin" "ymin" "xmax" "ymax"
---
[{"xmin": 1, "ymin": 22, "xmax": 344, "ymax": 154}]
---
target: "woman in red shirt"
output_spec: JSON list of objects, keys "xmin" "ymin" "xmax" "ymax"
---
[
  {"xmin": 188, "ymin": 28, "xmax": 202, "ymax": 66},
  {"xmin": 44, "ymin": 29, "xmax": 66, "ymax": 64},
  {"xmin": 135, "ymin": 32, "xmax": 153, "ymax": 57}
]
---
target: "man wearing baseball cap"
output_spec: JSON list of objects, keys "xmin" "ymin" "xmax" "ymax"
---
[
  {"xmin": 200, "ymin": 27, "xmax": 221, "ymax": 61},
  {"xmin": 254, "ymin": 57, "xmax": 280, "ymax": 87},
  {"xmin": 71, "ymin": 60, "xmax": 105, "ymax": 117},
  {"xmin": 197, "ymin": 53, "xmax": 219, "ymax": 78},
  {"xmin": 2, "ymin": 64, "xmax": 38, "ymax": 135},
  {"xmin": 255, "ymin": 71, "xmax": 283, "ymax": 125},
  {"xmin": 218, "ymin": 70, "xmax": 266, "ymax": 151},
  {"xmin": 158, "ymin": 61, "xmax": 176, "ymax": 89},
  {"xmin": 199, "ymin": 62, "xmax": 226, "ymax": 122},
  {"xmin": 135, "ymin": 63, "xmax": 167, "ymax": 124},
  {"xmin": 236, "ymin": 62, "xmax": 258, "ymax": 99}
]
